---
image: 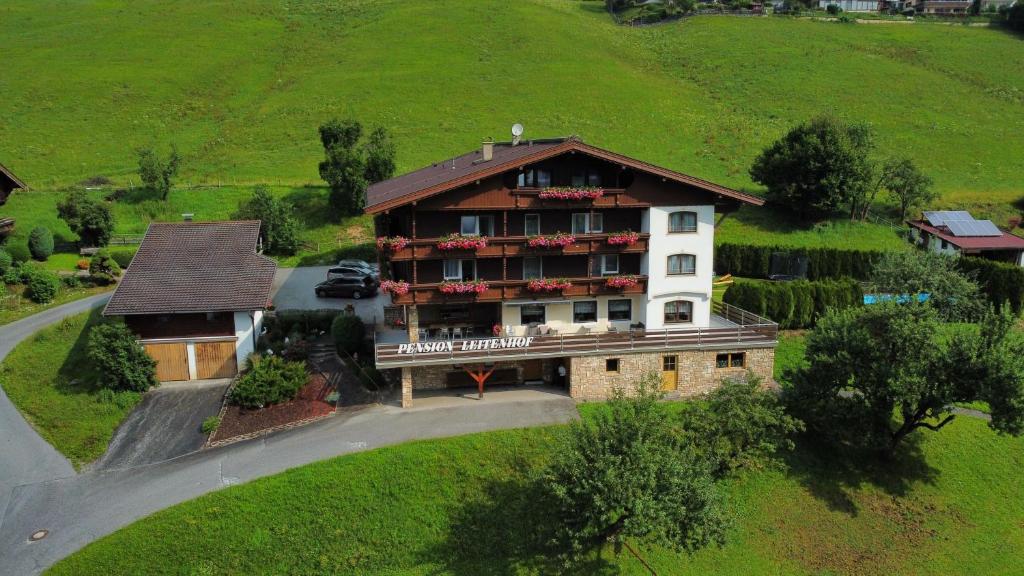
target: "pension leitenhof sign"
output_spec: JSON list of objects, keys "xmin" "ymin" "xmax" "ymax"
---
[{"xmin": 396, "ymin": 336, "xmax": 535, "ymax": 355}]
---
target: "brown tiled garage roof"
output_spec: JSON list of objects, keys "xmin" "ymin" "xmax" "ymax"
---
[
  {"xmin": 364, "ymin": 136, "xmax": 764, "ymax": 214},
  {"xmin": 104, "ymin": 221, "xmax": 277, "ymax": 316}
]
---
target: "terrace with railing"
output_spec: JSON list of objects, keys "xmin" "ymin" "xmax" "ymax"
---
[{"xmin": 374, "ymin": 301, "xmax": 778, "ymax": 368}]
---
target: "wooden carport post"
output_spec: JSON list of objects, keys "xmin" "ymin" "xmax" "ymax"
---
[{"xmin": 464, "ymin": 365, "xmax": 495, "ymax": 399}]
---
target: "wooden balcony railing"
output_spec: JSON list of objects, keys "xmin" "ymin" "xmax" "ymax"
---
[
  {"xmin": 386, "ymin": 232, "xmax": 649, "ymax": 261},
  {"xmin": 386, "ymin": 275, "xmax": 648, "ymax": 305},
  {"xmin": 374, "ymin": 301, "xmax": 778, "ymax": 368}
]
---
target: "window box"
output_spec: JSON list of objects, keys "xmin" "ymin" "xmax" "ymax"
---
[
  {"xmin": 539, "ymin": 186, "xmax": 605, "ymax": 201},
  {"xmin": 527, "ymin": 278, "xmax": 572, "ymax": 293},
  {"xmin": 376, "ymin": 236, "xmax": 410, "ymax": 253},
  {"xmin": 439, "ymin": 280, "xmax": 489, "ymax": 295},
  {"xmin": 437, "ymin": 233, "xmax": 487, "ymax": 251},
  {"xmin": 526, "ymin": 233, "xmax": 576, "ymax": 249},
  {"xmin": 605, "ymin": 275, "xmax": 638, "ymax": 289},
  {"xmin": 380, "ymin": 280, "xmax": 410, "ymax": 295},
  {"xmin": 606, "ymin": 231, "xmax": 640, "ymax": 246}
]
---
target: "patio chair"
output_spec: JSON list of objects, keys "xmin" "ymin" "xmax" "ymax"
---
[
  {"xmin": 418, "ymin": 328, "xmax": 428, "ymax": 341},
  {"xmin": 439, "ymin": 327, "xmax": 451, "ymax": 340},
  {"xmin": 453, "ymin": 327, "xmax": 463, "ymax": 339}
]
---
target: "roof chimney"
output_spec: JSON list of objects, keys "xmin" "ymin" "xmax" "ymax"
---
[{"xmin": 481, "ymin": 138, "xmax": 494, "ymax": 162}]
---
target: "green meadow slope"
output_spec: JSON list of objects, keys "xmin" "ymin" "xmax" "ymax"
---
[{"xmin": 2, "ymin": 1, "xmax": 1022, "ymax": 200}]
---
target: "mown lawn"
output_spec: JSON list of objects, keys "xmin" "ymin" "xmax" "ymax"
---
[
  {"xmin": 1, "ymin": 0, "xmax": 1022, "ymax": 245},
  {"xmin": 46, "ymin": 411, "xmax": 1024, "ymax": 575},
  {"xmin": 0, "ymin": 282, "xmax": 112, "ymax": 326},
  {"xmin": 0, "ymin": 309, "xmax": 141, "ymax": 468}
]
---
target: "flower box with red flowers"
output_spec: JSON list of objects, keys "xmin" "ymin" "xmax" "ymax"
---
[
  {"xmin": 526, "ymin": 233, "xmax": 576, "ymax": 249},
  {"xmin": 527, "ymin": 278, "xmax": 572, "ymax": 293},
  {"xmin": 439, "ymin": 280, "xmax": 489, "ymax": 295},
  {"xmin": 538, "ymin": 186, "xmax": 605, "ymax": 201},
  {"xmin": 606, "ymin": 231, "xmax": 640, "ymax": 246},
  {"xmin": 605, "ymin": 275, "xmax": 639, "ymax": 289},
  {"xmin": 437, "ymin": 233, "xmax": 488, "ymax": 251},
  {"xmin": 380, "ymin": 280, "xmax": 410, "ymax": 296},
  {"xmin": 376, "ymin": 236, "xmax": 410, "ymax": 253}
]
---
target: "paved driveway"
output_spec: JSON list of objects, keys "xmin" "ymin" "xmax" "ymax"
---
[
  {"xmin": 91, "ymin": 379, "xmax": 231, "ymax": 471},
  {"xmin": 271, "ymin": 267, "xmax": 385, "ymax": 324}
]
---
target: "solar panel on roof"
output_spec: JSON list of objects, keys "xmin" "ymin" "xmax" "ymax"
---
[
  {"xmin": 946, "ymin": 220, "xmax": 975, "ymax": 237},
  {"xmin": 973, "ymin": 220, "xmax": 1003, "ymax": 236},
  {"xmin": 946, "ymin": 219, "xmax": 1003, "ymax": 237},
  {"xmin": 923, "ymin": 211, "xmax": 945, "ymax": 226},
  {"xmin": 946, "ymin": 211, "xmax": 973, "ymax": 222}
]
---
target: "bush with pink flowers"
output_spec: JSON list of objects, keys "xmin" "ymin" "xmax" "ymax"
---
[
  {"xmin": 439, "ymin": 279, "xmax": 489, "ymax": 295},
  {"xmin": 437, "ymin": 234, "xmax": 487, "ymax": 251},
  {"xmin": 607, "ymin": 230, "xmax": 640, "ymax": 246},
  {"xmin": 376, "ymin": 236, "xmax": 410, "ymax": 253},
  {"xmin": 526, "ymin": 233, "xmax": 576, "ymax": 249},
  {"xmin": 527, "ymin": 278, "xmax": 572, "ymax": 292},
  {"xmin": 380, "ymin": 280, "xmax": 410, "ymax": 295},
  {"xmin": 538, "ymin": 187, "xmax": 604, "ymax": 201},
  {"xmin": 605, "ymin": 275, "xmax": 639, "ymax": 289}
]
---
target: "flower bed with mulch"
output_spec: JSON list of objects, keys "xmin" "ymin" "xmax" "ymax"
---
[{"xmin": 208, "ymin": 373, "xmax": 336, "ymax": 446}]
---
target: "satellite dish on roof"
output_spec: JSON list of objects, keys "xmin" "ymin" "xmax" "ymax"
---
[{"xmin": 511, "ymin": 123, "xmax": 524, "ymax": 145}]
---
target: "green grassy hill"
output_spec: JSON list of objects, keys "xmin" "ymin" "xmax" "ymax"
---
[{"xmin": 1, "ymin": 0, "xmax": 1022, "ymax": 254}]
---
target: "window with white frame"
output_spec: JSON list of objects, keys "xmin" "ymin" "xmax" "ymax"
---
[
  {"xmin": 524, "ymin": 213, "xmax": 541, "ymax": 236},
  {"xmin": 443, "ymin": 259, "xmax": 476, "ymax": 281},
  {"xmin": 668, "ymin": 211, "xmax": 698, "ymax": 233},
  {"xmin": 523, "ymin": 256, "xmax": 543, "ymax": 280},
  {"xmin": 608, "ymin": 299, "xmax": 632, "ymax": 321},
  {"xmin": 460, "ymin": 215, "xmax": 494, "ymax": 236},
  {"xmin": 600, "ymin": 254, "xmax": 619, "ymax": 275},
  {"xmin": 667, "ymin": 254, "xmax": 696, "ymax": 276},
  {"xmin": 573, "ymin": 301, "xmax": 597, "ymax": 323},
  {"xmin": 572, "ymin": 212, "xmax": 603, "ymax": 234}
]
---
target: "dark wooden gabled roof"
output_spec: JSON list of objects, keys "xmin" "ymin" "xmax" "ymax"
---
[
  {"xmin": 364, "ymin": 136, "xmax": 764, "ymax": 214},
  {"xmin": 104, "ymin": 221, "xmax": 277, "ymax": 316},
  {"xmin": 0, "ymin": 162, "xmax": 27, "ymax": 191}
]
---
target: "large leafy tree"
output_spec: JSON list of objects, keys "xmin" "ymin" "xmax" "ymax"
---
[
  {"xmin": 786, "ymin": 302, "xmax": 1024, "ymax": 456},
  {"xmin": 56, "ymin": 190, "xmax": 115, "ymax": 247},
  {"xmin": 750, "ymin": 115, "xmax": 875, "ymax": 221},
  {"xmin": 88, "ymin": 323, "xmax": 158, "ymax": 392},
  {"xmin": 544, "ymin": 378, "xmax": 727, "ymax": 569},
  {"xmin": 137, "ymin": 144, "xmax": 180, "ymax": 200},
  {"xmin": 869, "ymin": 250, "xmax": 984, "ymax": 322},
  {"xmin": 318, "ymin": 119, "xmax": 397, "ymax": 218},
  {"xmin": 881, "ymin": 156, "xmax": 935, "ymax": 220},
  {"xmin": 235, "ymin": 185, "xmax": 300, "ymax": 255}
]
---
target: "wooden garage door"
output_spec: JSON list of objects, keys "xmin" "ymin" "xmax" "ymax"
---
[
  {"xmin": 196, "ymin": 341, "xmax": 237, "ymax": 380},
  {"xmin": 144, "ymin": 343, "xmax": 189, "ymax": 382}
]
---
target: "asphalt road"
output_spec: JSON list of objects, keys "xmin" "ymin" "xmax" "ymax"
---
[
  {"xmin": 91, "ymin": 379, "xmax": 231, "ymax": 472},
  {"xmin": 0, "ymin": 389, "xmax": 577, "ymax": 575},
  {"xmin": 0, "ymin": 293, "xmax": 110, "ymax": 544},
  {"xmin": 270, "ymin": 266, "xmax": 386, "ymax": 323}
]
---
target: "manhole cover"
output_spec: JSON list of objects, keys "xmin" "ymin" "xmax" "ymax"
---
[{"xmin": 29, "ymin": 530, "xmax": 48, "ymax": 542}]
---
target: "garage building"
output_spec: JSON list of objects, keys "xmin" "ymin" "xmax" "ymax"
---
[{"xmin": 103, "ymin": 221, "xmax": 277, "ymax": 381}]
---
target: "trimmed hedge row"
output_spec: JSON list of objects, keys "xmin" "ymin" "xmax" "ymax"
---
[
  {"xmin": 715, "ymin": 243, "xmax": 884, "ymax": 280},
  {"xmin": 723, "ymin": 278, "xmax": 863, "ymax": 329},
  {"xmin": 958, "ymin": 257, "xmax": 1024, "ymax": 314}
]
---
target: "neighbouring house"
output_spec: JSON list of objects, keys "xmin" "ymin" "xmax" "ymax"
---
[
  {"xmin": 0, "ymin": 162, "xmax": 26, "ymax": 237},
  {"xmin": 818, "ymin": 0, "xmax": 883, "ymax": 12},
  {"xmin": 911, "ymin": 0, "xmax": 972, "ymax": 13},
  {"xmin": 907, "ymin": 210, "xmax": 1024, "ymax": 266},
  {"xmin": 103, "ymin": 221, "xmax": 277, "ymax": 382},
  {"xmin": 367, "ymin": 135, "xmax": 778, "ymax": 407}
]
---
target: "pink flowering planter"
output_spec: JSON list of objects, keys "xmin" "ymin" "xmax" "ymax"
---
[
  {"xmin": 605, "ymin": 275, "xmax": 639, "ymax": 289},
  {"xmin": 437, "ymin": 234, "xmax": 488, "ymax": 251},
  {"xmin": 380, "ymin": 280, "xmax": 410, "ymax": 296},
  {"xmin": 607, "ymin": 231, "xmax": 640, "ymax": 246},
  {"xmin": 526, "ymin": 233, "xmax": 576, "ymax": 249},
  {"xmin": 538, "ymin": 186, "xmax": 604, "ymax": 201},
  {"xmin": 527, "ymin": 278, "xmax": 572, "ymax": 293},
  {"xmin": 439, "ymin": 280, "xmax": 489, "ymax": 295},
  {"xmin": 376, "ymin": 236, "xmax": 410, "ymax": 253}
]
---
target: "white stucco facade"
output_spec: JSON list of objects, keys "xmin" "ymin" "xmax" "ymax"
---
[
  {"xmin": 500, "ymin": 294, "xmax": 641, "ymax": 336},
  {"xmin": 233, "ymin": 310, "xmax": 264, "ymax": 370},
  {"xmin": 642, "ymin": 205, "xmax": 715, "ymax": 330}
]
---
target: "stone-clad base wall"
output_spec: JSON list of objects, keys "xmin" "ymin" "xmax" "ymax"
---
[{"xmin": 568, "ymin": 347, "xmax": 775, "ymax": 401}]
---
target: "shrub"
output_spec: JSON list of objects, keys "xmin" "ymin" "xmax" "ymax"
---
[
  {"xmin": 714, "ymin": 243, "xmax": 882, "ymax": 280},
  {"xmin": 57, "ymin": 190, "xmax": 115, "ymax": 246},
  {"xmin": 723, "ymin": 277, "xmax": 862, "ymax": 328},
  {"xmin": 826, "ymin": 3, "xmax": 841, "ymax": 14},
  {"xmin": 76, "ymin": 259, "xmax": 91, "ymax": 270},
  {"xmin": 3, "ymin": 264, "xmax": 21, "ymax": 285},
  {"xmin": 331, "ymin": 314, "xmax": 366, "ymax": 355},
  {"xmin": 24, "ymin": 267, "xmax": 61, "ymax": 303},
  {"xmin": 28, "ymin": 226, "xmax": 54, "ymax": 261},
  {"xmin": 5, "ymin": 241, "xmax": 31, "ymax": 263},
  {"xmin": 282, "ymin": 339, "xmax": 311, "ymax": 362},
  {"xmin": 958, "ymin": 256, "xmax": 1024, "ymax": 314},
  {"xmin": 229, "ymin": 355, "xmax": 307, "ymax": 408},
  {"xmin": 0, "ymin": 248, "xmax": 12, "ymax": 273},
  {"xmin": 87, "ymin": 323, "xmax": 158, "ymax": 392},
  {"xmin": 109, "ymin": 248, "xmax": 136, "ymax": 269},
  {"xmin": 63, "ymin": 274, "xmax": 82, "ymax": 289},
  {"xmin": 234, "ymin": 186, "xmax": 300, "ymax": 255},
  {"xmin": 89, "ymin": 249, "xmax": 122, "ymax": 285},
  {"xmin": 679, "ymin": 373, "xmax": 803, "ymax": 475},
  {"xmin": 202, "ymin": 416, "xmax": 221, "ymax": 435}
]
